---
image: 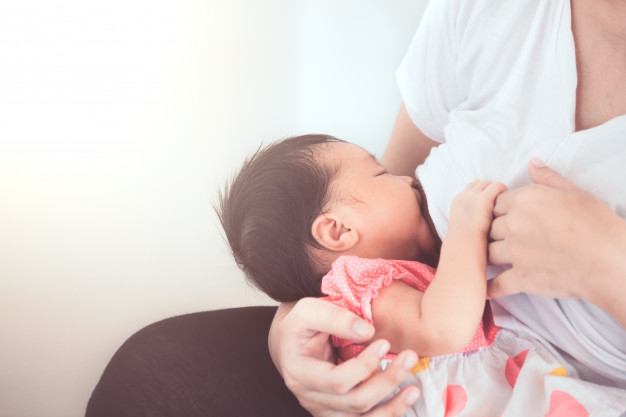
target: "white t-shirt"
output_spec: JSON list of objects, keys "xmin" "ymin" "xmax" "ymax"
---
[{"xmin": 397, "ymin": 0, "xmax": 626, "ymax": 386}]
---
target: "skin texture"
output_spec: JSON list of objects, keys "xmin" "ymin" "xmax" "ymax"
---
[{"xmin": 570, "ymin": 0, "xmax": 626, "ymax": 131}]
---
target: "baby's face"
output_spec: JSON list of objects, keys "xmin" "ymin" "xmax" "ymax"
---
[{"xmin": 325, "ymin": 142, "xmax": 438, "ymax": 262}]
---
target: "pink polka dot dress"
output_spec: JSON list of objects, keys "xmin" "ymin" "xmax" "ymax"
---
[{"xmin": 321, "ymin": 256, "xmax": 626, "ymax": 417}]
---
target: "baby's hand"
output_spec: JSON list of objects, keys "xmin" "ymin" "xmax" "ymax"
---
[{"xmin": 449, "ymin": 180, "xmax": 508, "ymax": 235}]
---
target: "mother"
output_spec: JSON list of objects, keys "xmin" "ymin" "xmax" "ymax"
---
[{"xmin": 269, "ymin": 0, "xmax": 626, "ymax": 415}]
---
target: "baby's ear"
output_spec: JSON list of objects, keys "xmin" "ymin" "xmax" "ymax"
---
[{"xmin": 311, "ymin": 212, "xmax": 358, "ymax": 252}]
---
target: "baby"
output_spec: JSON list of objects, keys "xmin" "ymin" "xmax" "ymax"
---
[
  {"xmin": 217, "ymin": 134, "xmax": 625, "ymax": 416},
  {"xmin": 218, "ymin": 134, "xmax": 500, "ymax": 355}
]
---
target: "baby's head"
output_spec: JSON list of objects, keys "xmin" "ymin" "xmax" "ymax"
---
[{"xmin": 217, "ymin": 134, "xmax": 438, "ymax": 302}]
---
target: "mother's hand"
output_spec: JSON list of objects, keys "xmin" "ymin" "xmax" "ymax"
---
[
  {"xmin": 488, "ymin": 159, "xmax": 626, "ymax": 327},
  {"xmin": 269, "ymin": 298, "xmax": 421, "ymax": 417}
]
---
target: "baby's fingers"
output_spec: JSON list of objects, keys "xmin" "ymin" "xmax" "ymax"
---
[
  {"xmin": 467, "ymin": 180, "xmax": 505, "ymax": 193},
  {"xmin": 466, "ymin": 179, "xmax": 490, "ymax": 190},
  {"xmin": 482, "ymin": 181, "xmax": 508, "ymax": 201}
]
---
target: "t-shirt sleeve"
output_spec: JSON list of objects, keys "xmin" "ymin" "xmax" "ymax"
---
[
  {"xmin": 321, "ymin": 256, "xmax": 435, "ymax": 352},
  {"xmin": 396, "ymin": 0, "xmax": 465, "ymax": 143}
]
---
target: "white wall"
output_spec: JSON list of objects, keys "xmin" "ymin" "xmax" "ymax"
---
[{"xmin": 0, "ymin": 1, "xmax": 428, "ymax": 416}]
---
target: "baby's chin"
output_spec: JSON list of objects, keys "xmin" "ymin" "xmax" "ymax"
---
[{"xmin": 419, "ymin": 250, "xmax": 440, "ymax": 269}]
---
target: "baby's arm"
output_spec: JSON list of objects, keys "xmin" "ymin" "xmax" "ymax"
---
[{"xmin": 372, "ymin": 181, "xmax": 507, "ymax": 356}]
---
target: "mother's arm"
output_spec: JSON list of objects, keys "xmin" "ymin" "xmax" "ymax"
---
[
  {"xmin": 488, "ymin": 158, "xmax": 626, "ymax": 328},
  {"xmin": 267, "ymin": 103, "xmax": 438, "ymax": 416},
  {"xmin": 382, "ymin": 102, "xmax": 439, "ymax": 177}
]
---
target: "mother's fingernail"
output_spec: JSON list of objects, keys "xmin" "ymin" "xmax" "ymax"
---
[
  {"xmin": 353, "ymin": 319, "xmax": 373, "ymax": 336},
  {"xmin": 405, "ymin": 389, "xmax": 420, "ymax": 404},
  {"xmin": 530, "ymin": 157, "xmax": 546, "ymax": 167},
  {"xmin": 402, "ymin": 354, "xmax": 418, "ymax": 370},
  {"xmin": 377, "ymin": 341, "xmax": 390, "ymax": 358}
]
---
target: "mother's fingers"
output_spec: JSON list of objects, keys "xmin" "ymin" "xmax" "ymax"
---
[
  {"xmin": 363, "ymin": 386, "xmax": 421, "ymax": 417},
  {"xmin": 528, "ymin": 158, "xmax": 579, "ymax": 191},
  {"xmin": 488, "ymin": 216, "xmax": 507, "ymax": 241},
  {"xmin": 346, "ymin": 350, "xmax": 418, "ymax": 409},
  {"xmin": 296, "ymin": 339, "xmax": 392, "ymax": 394},
  {"xmin": 487, "ymin": 268, "xmax": 522, "ymax": 299},
  {"xmin": 291, "ymin": 298, "xmax": 375, "ymax": 342},
  {"xmin": 493, "ymin": 189, "xmax": 517, "ymax": 217},
  {"xmin": 488, "ymin": 240, "xmax": 511, "ymax": 266},
  {"xmin": 305, "ymin": 350, "xmax": 419, "ymax": 414}
]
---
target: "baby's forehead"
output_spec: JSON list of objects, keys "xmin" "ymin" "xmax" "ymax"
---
[
  {"xmin": 319, "ymin": 141, "xmax": 371, "ymax": 164},
  {"xmin": 320, "ymin": 142, "xmax": 378, "ymax": 198}
]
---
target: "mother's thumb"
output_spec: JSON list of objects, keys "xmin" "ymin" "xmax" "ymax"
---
[{"xmin": 528, "ymin": 158, "xmax": 577, "ymax": 191}]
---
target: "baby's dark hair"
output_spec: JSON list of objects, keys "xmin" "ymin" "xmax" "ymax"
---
[{"xmin": 216, "ymin": 134, "xmax": 345, "ymax": 302}]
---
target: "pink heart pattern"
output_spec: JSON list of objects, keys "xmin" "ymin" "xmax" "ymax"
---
[
  {"xmin": 505, "ymin": 349, "xmax": 529, "ymax": 389},
  {"xmin": 544, "ymin": 390, "xmax": 588, "ymax": 417},
  {"xmin": 442, "ymin": 385, "xmax": 468, "ymax": 417}
]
